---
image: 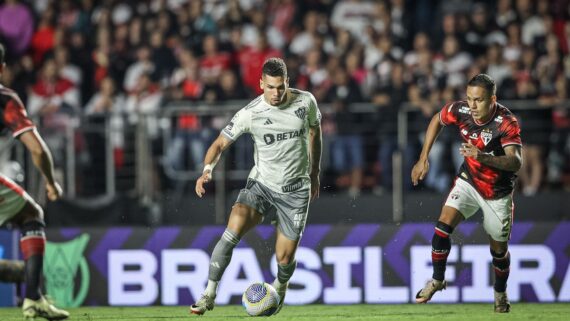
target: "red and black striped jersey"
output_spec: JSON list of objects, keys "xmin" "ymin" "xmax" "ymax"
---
[
  {"xmin": 0, "ymin": 84, "xmax": 35, "ymax": 138},
  {"xmin": 439, "ymin": 100, "xmax": 522, "ymax": 199}
]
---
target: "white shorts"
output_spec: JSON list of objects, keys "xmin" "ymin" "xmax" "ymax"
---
[
  {"xmin": 445, "ymin": 178, "xmax": 513, "ymax": 242},
  {"xmin": 0, "ymin": 174, "xmax": 29, "ymax": 226}
]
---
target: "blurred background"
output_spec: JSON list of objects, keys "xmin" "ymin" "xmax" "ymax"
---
[
  {"xmin": 0, "ymin": 0, "xmax": 569, "ymax": 308},
  {"xmin": 1, "ymin": 0, "xmax": 569, "ymax": 226}
]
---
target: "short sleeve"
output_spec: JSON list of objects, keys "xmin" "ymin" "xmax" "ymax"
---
[
  {"xmin": 500, "ymin": 119, "xmax": 522, "ymax": 147},
  {"xmin": 222, "ymin": 108, "xmax": 250, "ymax": 140},
  {"xmin": 307, "ymin": 93, "xmax": 321, "ymax": 127},
  {"xmin": 3, "ymin": 97, "xmax": 35, "ymax": 138},
  {"xmin": 439, "ymin": 102, "xmax": 458, "ymax": 126}
]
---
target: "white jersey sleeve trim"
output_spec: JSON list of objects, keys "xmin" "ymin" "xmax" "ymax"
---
[{"xmin": 12, "ymin": 126, "xmax": 35, "ymax": 138}]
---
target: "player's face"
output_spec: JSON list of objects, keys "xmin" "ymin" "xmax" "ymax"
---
[
  {"xmin": 466, "ymin": 85, "xmax": 496, "ymax": 122},
  {"xmin": 260, "ymin": 75, "xmax": 288, "ymax": 106}
]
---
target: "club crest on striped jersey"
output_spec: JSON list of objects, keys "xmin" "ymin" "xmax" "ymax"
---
[{"xmin": 481, "ymin": 129, "xmax": 493, "ymax": 146}]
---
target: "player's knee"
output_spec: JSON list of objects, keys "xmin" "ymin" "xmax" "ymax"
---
[
  {"xmin": 275, "ymin": 251, "xmax": 295, "ymax": 265},
  {"xmin": 21, "ymin": 219, "xmax": 46, "ymax": 233},
  {"xmin": 16, "ymin": 202, "xmax": 44, "ymax": 225},
  {"xmin": 490, "ymin": 243, "xmax": 508, "ymax": 256},
  {"xmin": 490, "ymin": 249, "xmax": 508, "ymax": 259},
  {"xmin": 490, "ymin": 249, "xmax": 510, "ymax": 270}
]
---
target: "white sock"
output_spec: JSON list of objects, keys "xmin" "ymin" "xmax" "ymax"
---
[
  {"xmin": 205, "ymin": 280, "xmax": 218, "ymax": 297},
  {"xmin": 273, "ymin": 279, "xmax": 284, "ymax": 289}
]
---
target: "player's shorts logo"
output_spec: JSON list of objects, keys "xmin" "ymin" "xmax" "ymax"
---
[
  {"xmin": 451, "ymin": 192, "xmax": 460, "ymax": 200},
  {"xmin": 282, "ymin": 179, "xmax": 303, "ymax": 192},
  {"xmin": 293, "ymin": 212, "xmax": 305, "ymax": 227}
]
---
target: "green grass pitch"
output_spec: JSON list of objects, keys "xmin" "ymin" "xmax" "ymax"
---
[{"xmin": 0, "ymin": 304, "xmax": 569, "ymax": 320}]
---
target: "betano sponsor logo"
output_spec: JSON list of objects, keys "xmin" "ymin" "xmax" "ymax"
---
[
  {"xmin": 107, "ymin": 244, "xmax": 570, "ymax": 305},
  {"xmin": 263, "ymin": 128, "xmax": 306, "ymax": 145}
]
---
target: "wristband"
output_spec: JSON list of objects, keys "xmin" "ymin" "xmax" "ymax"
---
[{"xmin": 203, "ymin": 164, "xmax": 214, "ymax": 173}]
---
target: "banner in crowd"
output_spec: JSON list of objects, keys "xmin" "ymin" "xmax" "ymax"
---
[{"xmin": 1, "ymin": 222, "xmax": 569, "ymax": 306}]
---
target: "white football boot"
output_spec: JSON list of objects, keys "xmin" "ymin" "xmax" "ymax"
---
[
  {"xmin": 415, "ymin": 279, "xmax": 447, "ymax": 303},
  {"xmin": 190, "ymin": 294, "xmax": 215, "ymax": 315},
  {"xmin": 22, "ymin": 296, "xmax": 69, "ymax": 320}
]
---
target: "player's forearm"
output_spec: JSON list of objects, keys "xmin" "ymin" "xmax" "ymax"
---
[
  {"xmin": 20, "ymin": 130, "xmax": 57, "ymax": 185},
  {"xmin": 31, "ymin": 148, "xmax": 57, "ymax": 185},
  {"xmin": 476, "ymin": 154, "xmax": 522, "ymax": 172},
  {"xmin": 203, "ymin": 135, "xmax": 232, "ymax": 170},
  {"xmin": 203, "ymin": 143, "xmax": 223, "ymax": 169},
  {"xmin": 309, "ymin": 126, "xmax": 322, "ymax": 174},
  {"xmin": 419, "ymin": 114, "xmax": 444, "ymax": 160}
]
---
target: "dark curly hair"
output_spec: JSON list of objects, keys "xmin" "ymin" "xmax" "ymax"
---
[{"xmin": 262, "ymin": 57, "xmax": 287, "ymax": 78}]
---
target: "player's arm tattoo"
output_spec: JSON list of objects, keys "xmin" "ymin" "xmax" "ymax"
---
[
  {"xmin": 476, "ymin": 145, "xmax": 522, "ymax": 172},
  {"xmin": 309, "ymin": 125, "xmax": 322, "ymax": 175}
]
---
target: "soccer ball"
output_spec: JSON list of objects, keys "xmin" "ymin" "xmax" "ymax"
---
[{"xmin": 242, "ymin": 282, "xmax": 280, "ymax": 316}]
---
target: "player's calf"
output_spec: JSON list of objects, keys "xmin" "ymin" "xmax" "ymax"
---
[{"xmin": 431, "ymin": 221, "xmax": 453, "ymax": 281}]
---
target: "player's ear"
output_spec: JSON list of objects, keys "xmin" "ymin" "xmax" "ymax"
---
[{"xmin": 259, "ymin": 78, "xmax": 264, "ymax": 90}]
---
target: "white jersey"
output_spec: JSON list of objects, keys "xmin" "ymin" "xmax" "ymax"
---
[{"xmin": 222, "ymin": 88, "xmax": 321, "ymax": 193}]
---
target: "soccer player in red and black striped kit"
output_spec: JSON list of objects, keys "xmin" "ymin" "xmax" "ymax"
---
[
  {"xmin": 0, "ymin": 43, "xmax": 69, "ymax": 319},
  {"xmin": 411, "ymin": 74, "xmax": 523, "ymax": 313}
]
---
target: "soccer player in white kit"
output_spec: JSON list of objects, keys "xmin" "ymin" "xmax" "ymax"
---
[{"xmin": 190, "ymin": 58, "xmax": 322, "ymax": 315}]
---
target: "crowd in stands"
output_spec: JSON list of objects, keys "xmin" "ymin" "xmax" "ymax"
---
[{"xmin": 1, "ymin": 0, "xmax": 570, "ymax": 198}]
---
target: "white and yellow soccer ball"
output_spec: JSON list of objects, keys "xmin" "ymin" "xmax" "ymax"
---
[{"xmin": 242, "ymin": 282, "xmax": 280, "ymax": 316}]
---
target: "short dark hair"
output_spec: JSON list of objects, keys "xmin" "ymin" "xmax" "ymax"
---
[
  {"xmin": 0, "ymin": 43, "xmax": 5, "ymax": 64},
  {"xmin": 468, "ymin": 74, "xmax": 496, "ymax": 96},
  {"xmin": 262, "ymin": 57, "xmax": 287, "ymax": 78}
]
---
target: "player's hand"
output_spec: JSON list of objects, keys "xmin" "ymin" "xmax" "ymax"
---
[
  {"xmin": 310, "ymin": 172, "xmax": 320, "ymax": 201},
  {"xmin": 411, "ymin": 158, "xmax": 429, "ymax": 186},
  {"xmin": 459, "ymin": 142, "xmax": 480, "ymax": 159},
  {"xmin": 195, "ymin": 170, "xmax": 212, "ymax": 198},
  {"xmin": 46, "ymin": 182, "xmax": 63, "ymax": 201}
]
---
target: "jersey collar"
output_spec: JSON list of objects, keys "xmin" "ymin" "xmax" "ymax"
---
[
  {"xmin": 263, "ymin": 90, "xmax": 292, "ymax": 109},
  {"xmin": 473, "ymin": 102, "xmax": 497, "ymax": 126}
]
